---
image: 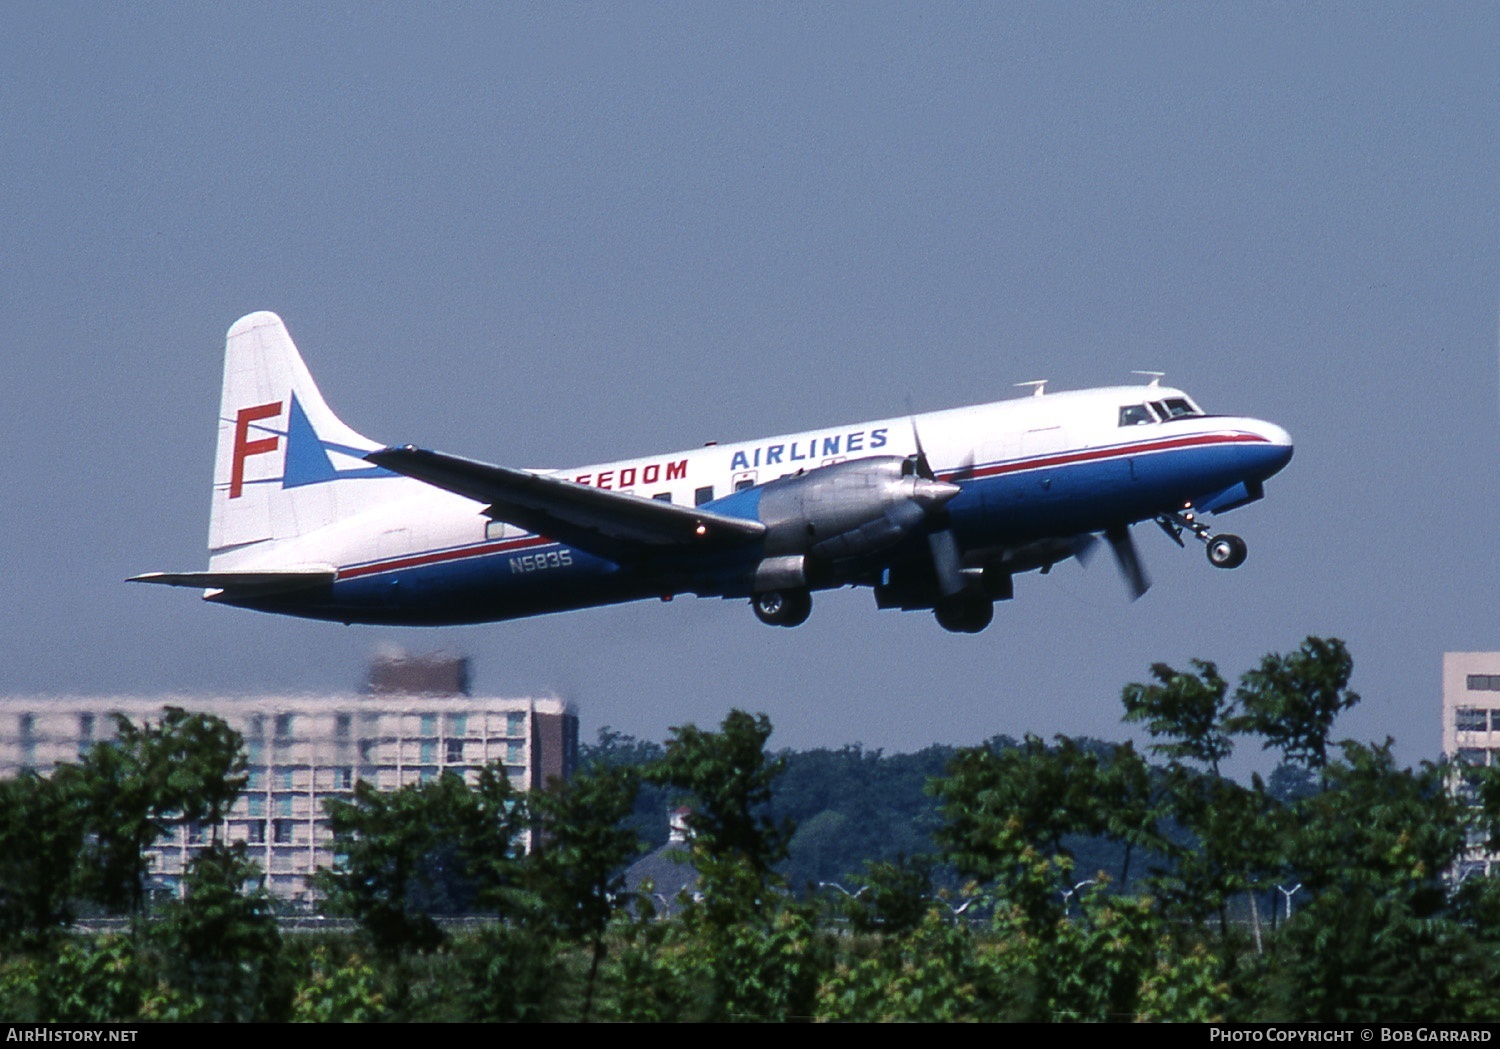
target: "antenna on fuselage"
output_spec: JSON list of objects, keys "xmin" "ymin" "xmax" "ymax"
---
[
  {"xmin": 1131, "ymin": 370, "xmax": 1165, "ymax": 388},
  {"xmin": 1014, "ymin": 380, "xmax": 1047, "ymax": 397}
]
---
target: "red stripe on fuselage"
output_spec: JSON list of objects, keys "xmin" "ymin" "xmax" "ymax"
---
[
  {"xmin": 338, "ymin": 533, "xmax": 552, "ymax": 581},
  {"xmin": 336, "ymin": 431, "xmax": 1266, "ymax": 580},
  {"xmin": 942, "ymin": 431, "xmax": 1267, "ymax": 483}
]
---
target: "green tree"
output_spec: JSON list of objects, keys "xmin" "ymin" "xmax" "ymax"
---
[
  {"xmin": 73, "ymin": 708, "xmax": 246, "ymax": 915},
  {"xmin": 1233, "ymin": 637, "xmax": 1360, "ymax": 774},
  {"xmin": 146, "ymin": 842, "xmax": 282, "ymax": 1021},
  {"xmin": 621, "ymin": 710, "xmax": 823, "ymax": 1021},
  {"xmin": 1254, "ymin": 742, "xmax": 1476, "ymax": 1021},
  {"xmin": 1123, "ymin": 658, "xmax": 1235, "ymax": 774},
  {"xmin": 527, "ymin": 763, "xmax": 642, "ymax": 1020},
  {"xmin": 0, "ymin": 770, "xmax": 88, "ymax": 948},
  {"xmin": 319, "ymin": 765, "xmax": 527, "ymax": 956},
  {"xmin": 648, "ymin": 710, "xmax": 790, "ymax": 886}
]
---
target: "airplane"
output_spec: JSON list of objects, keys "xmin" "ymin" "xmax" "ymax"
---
[{"xmin": 131, "ymin": 312, "xmax": 1293, "ymax": 633}]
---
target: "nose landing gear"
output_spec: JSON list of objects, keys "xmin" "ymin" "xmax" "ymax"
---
[
  {"xmin": 1156, "ymin": 509, "xmax": 1248, "ymax": 570},
  {"xmin": 1205, "ymin": 533, "xmax": 1247, "ymax": 569}
]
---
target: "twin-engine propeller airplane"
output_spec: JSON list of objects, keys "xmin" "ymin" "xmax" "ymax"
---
[{"xmin": 132, "ymin": 312, "xmax": 1293, "ymax": 633}]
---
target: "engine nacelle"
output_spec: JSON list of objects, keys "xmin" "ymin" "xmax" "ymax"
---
[{"xmin": 756, "ymin": 456, "xmax": 959, "ymax": 563}]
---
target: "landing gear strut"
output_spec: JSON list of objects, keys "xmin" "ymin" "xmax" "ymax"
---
[
  {"xmin": 753, "ymin": 589, "xmax": 812, "ymax": 627},
  {"xmin": 1156, "ymin": 509, "xmax": 1248, "ymax": 570}
]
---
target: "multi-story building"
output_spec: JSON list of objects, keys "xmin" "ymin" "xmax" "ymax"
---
[
  {"xmin": 0, "ymin": 655, "xmax": 577, "ymax": 901},
  {"xmin": 1442, "ymin": 651, "xmax": 1500, "ymax": 878}
]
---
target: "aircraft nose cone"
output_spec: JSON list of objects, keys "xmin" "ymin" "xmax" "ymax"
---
[
  {"xmin": 911, "ymin": 478, "xmax": 962, "ymax": 509},
  {"xmin": 1261, "ymin": 421, "xmax": 1293, "ymax": 448},
  {"xmin": 1255, "ymin": 420, "xmax": 1294, "ymax": 474}
]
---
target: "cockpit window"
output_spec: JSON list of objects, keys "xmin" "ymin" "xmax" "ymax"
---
[
  {"xmin": 1118, "ymin": 404, "xmax": 1156, "ymax": 426},
  {"xmin": 1154, "ymin": 398, "xmax": 1201, "ymax": 420}
]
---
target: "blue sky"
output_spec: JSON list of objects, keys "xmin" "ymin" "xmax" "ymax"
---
[{"xmin": 3, "ymin": 4, "xmax": 1496, "ymax": 766}]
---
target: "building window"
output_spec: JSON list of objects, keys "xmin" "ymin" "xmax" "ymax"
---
[
  {"xmin": 507, "ymin": 712, "xmax": 525, "ymax": 736},
  {"xmin": 186, "ymin": 822, "xmax": 204, "ymax": 846},
  {"xmin": 420, "ymin": 739, "xmax": 437, "ymax": 765},
  {"xmin": 247, "ymin": 820, "xmax": 265, "ymax": 844},
  {"xmin": 420, "ymin": 714, "xmax": 437, "ymax": 737},
  {"xmin": 1458, "ymin": 748, "xmax": 1488, "ymax": 766},
  {"xmin": 1469, "ymin": 674, "xmax": 1500, "ymax": 691},
  {"xmin": 450, "ymin": 714, "xmax": 467, "ymax": 738},
  {"xmin": 247, "ymin": 796, "xmax": 265, "ymax": 817},
  {"xmin": 275, "ymin": 795, "xmax": 294, "ymax": 817},
  {"xmin": 337, "ymin": 767, "xmax": 353, "ymax": 790},
  {"xmin": 277, "ymin": 768, "xmax": 295, "ymax": 791},
  {"xmin": 1457, "ymin": 707, "xmax": 1490, "ymax": 732},
  {"xmin": 273, "ymin": 820, "xmax": 293, "ymax": 844},
  {"xmin": 446, "ymin": 739, "xmax": 464, "ymax": 764},
  {"xmin": 274, "ymin": 714, "xmax": 294, "ymax": 739},
  {"xmin": 77, "ymin": 714, "xmax": 95, "ymax": 757},
  {"xmin": 507, "ymin": 740, "xmax": 524, "ymax": 765},
  {"xmin": 335, "ymin": 714, "xmax": 351, "ymax": 738}
]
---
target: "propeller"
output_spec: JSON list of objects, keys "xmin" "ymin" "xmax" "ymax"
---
[
  {"xmin": 1070, "ymin": 532, "xmax": 1101, "ymax": 567},
  {"xmin": 908, "ymin": 412, "xmax": 968, "ymax": 597},
  {"xmin": 1105, "ymin": 524, "xmax": 1151, "ymax": 601}
]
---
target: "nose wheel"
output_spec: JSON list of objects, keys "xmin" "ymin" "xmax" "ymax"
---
[
  {"xmin": 752, "ymin": 589, "xmax": 812, "ymax": 627},
  {"xmin": 1205, "ymin": 533, "xmax": 1247, "ymax": 569},
  {"xmin": 1156, "ymin": 510, "xmax": 1248, "ymax": 570}
]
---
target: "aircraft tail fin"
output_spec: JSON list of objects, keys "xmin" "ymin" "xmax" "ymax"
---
[{"xmin": 208, "ymin": 312, "xmax": 396, "ymax": 560}]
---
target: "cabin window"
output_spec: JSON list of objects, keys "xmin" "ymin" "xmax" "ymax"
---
[
  {"xmin": 1154, "ymin": 398, "xmax": 1200, "ymax": 419},
  {"xmin": 694, "ymin": 486, "xmax": 715, "ymax": 506},
  {"xmin": 652, "ymin": 492, "xmax": 672, "ymax": 503},
  {"xmin": 1118, "ymin": 405, "xmax": 1155, "ymax": 426}
]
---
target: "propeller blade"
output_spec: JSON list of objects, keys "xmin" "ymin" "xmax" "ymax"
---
[
  {"xmin": 1105, "ymin": 525, "xmax": 1151, "ymax": 601},
  {"xmin": 928, "ymin": 527, "xmax": 966, "ymax": 598},
  {"xmin": 1071, "ymin": 532, "xmax": 1101, "ymax": 567},
  {"xmin": 908, "ymin": 416, "xmax": 936, "ymax": 481}
]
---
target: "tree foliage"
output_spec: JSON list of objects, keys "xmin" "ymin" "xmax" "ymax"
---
[
  {"xmin": 318, "ymin": 766, "xmax": 528, "ymax": 956},
  {"xmin": 6, "ymin": 638, "xmax": 1499, "ymax": 1022}
]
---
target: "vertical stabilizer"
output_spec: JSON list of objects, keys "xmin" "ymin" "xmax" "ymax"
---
[{"xmin": 208, "ymin": 313, "xmax": 395, "ymax": 559}]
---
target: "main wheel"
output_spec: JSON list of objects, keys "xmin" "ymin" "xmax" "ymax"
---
[
  {"xmin": 752, "ymin": 589, "xmax": 812, "ymax": 627},
  {"xmin": 934, "ymin": 593, "xmax": 994, "ymax": 634},
  {"xmin": 1206, "ymin": 533, "xmax": 1248, "ymax": 569}
]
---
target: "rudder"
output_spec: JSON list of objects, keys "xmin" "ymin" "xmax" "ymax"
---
[{"xmin": 208, "ymin": 313, "xmax": 393, "ymax": 558}]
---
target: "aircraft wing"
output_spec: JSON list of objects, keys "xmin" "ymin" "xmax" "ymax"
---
[
  {"xmin": 128, "ymin": 566, "xmax": 337, "ymax": 596},
  {"xmin": 365, "ymin": 446, "xmax": 766, "ymax": 563}
]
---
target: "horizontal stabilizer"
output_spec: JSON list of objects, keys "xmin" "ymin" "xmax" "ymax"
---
[
  {"xmin": 128, "ymin": 566, "xmax": 337, "ymax": 597},
  {"xmin": 366, "ymin": 446, "xmax": 765, "ymax": 563}
]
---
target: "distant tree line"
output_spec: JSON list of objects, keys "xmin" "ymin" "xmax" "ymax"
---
[{"xmin": 2, "ymin": 636, "xmax": 1499, "ymax": 1020}]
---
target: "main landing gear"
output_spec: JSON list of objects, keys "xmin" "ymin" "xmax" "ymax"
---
[
  {"xmin": 934, "ymin": 592, "xmax": 994, "ymax": 634},
  {"xmin": 752, "ymin": 588, "xmax": 812, "ymax": 628},
  {"xmin": 1156, "ymin": 509, "xmax": 1248, "ymax": 570}
]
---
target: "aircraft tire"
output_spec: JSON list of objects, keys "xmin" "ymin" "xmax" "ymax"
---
[
  {"xmin": 935, "ymin": 593, "xmax": 994, "ymax": 634},
  {"xmin": 1206, "ymin": 534, "xmax": 1248, "ymax": 570},
  {"xmin": 753, "ymin": 589, "xmax": 812, "ymax": 627}
]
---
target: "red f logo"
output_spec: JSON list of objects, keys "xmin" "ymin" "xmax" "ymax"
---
[{"xmin": 229, "ymin": 401, "xmax": 283, "ymax": 498}]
